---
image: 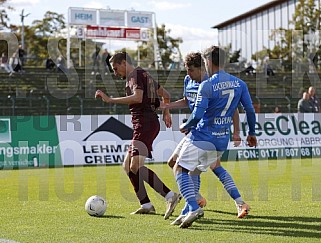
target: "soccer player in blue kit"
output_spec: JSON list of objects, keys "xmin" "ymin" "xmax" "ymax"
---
[
  {"xmin": 164, "ymin": 52, "xmax": 251, "ymax": 225},
  {"xmin": 173, "ymin": 46, "xmax": 257, "ymax": 228}
]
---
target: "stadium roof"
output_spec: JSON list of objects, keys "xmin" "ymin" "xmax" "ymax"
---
[{"xmin": 212, "ymin": 0, "xmax": 288, "ymax": 29}]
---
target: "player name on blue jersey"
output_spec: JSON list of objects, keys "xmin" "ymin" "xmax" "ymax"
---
[
  {"xmin": 213, "ymin": 80, "xmax": 240, "ymax": 91},
  {"xmin": 214, "ymin": 116, "xmax": 232, "ymax": 125}
]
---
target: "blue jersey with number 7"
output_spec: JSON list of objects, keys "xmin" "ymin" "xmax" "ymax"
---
[{"xmin": 189, "ymin": 70, "xmax": 255, "ymax": 151}]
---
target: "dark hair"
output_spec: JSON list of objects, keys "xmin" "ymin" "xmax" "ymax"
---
[
  {"xmin": 202, "ymin": 45, "xmax": 226, "ymax": 67},
  {"xmin": 109, "ymin": 52, "xmax": 133, "ymax": 65},
  {"xmin": 184, "ymin": 52, "xmax": 205, "ymax": 69}
]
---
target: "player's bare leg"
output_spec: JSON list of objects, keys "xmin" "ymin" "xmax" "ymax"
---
[
  {"xmin": 126, "ymin": 152, "xmax": 179, "ymax": 218},
  {"xmin": 167, "ymin": 153, "xmax": 177, "ymax": 169},
  {"xmin": 123, "ymin": 153, "xmax": 155, "ymax": 214}
]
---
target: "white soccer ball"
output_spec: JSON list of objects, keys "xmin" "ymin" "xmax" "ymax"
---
[{"xmin": 85, "ymin": 195, "xmax": 107, "ymax": 217}]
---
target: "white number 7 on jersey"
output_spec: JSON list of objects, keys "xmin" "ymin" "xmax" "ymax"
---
[{"xmin": 221, "ymin": 89, "xmax": 234, "ymax": 116}]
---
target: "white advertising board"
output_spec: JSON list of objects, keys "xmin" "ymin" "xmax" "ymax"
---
[
  {"xmin": 55, "ymin": 113, "xmax": 321, "ymax": 166},
  {"xmin": 99, "ymin": 10, "xmax": 125, "ymax": 26},
  {"xmin": 69, "ymin": 8, "xmax": 97, "ymax": 25},
  {"xmin": 126, "ymin": 12, "xmax": 153, "ymax": 28},
  {"xmin": 56, "ymin": 114, "xmax": 186, "ymax": 165},
  {"xmin": 227, "ymin": 113, "xmax": 321, "ymax": 160}
]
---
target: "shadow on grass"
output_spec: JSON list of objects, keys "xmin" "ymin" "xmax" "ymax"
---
[
  {"xmin": 127, "ymin": 212, "xmax": 165, "ymax": 217},
  {"xmin": 190, "ymin": 209, "xmax": 321, "ymax": 238},
  {"xmin": 94, "ymin": 215, "xmax": 125, "ymax": 219},
  {"xmin": 95, "ymin": 213, "xmax": 164, "ymax": 219},
  {"xmin": 208, "ymin": 209, "xmax": 321, "ymax": 223}
]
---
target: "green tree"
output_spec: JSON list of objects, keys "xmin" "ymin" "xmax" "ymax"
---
[
  {"xmin": 0, "ymin": 0, "xmax": 15, "ymax": 55},
  {"xmin": 292, "ymin": 0, "xmax": 320, "ymax": 38},
  {"xmin": 253, "ymin": 0, "xmax": 320, "ymax": 71},
  {"xmin": 31, "ymin": 11, "xmax": 65, "ymax": 37},
  {"xmin": 0, "ymin": 0, "xmax": 13, "ymax": 29},
  {"xmin": 156, "ymin": 24, "xmax": 183, "ymax": 68},
  {"xmin": 221, "ymin": 44, "xmax": 247, "ymax": 71},
  {"xmin": 221, "ymin": 43, "xmax": 242, "ymax": 63},
  {"xmin": 25, "ymin": 11, "xmax": 66, "ymax": 65},
  {"xmin": 292, "ymin": 0, "xmax": 320, "ymax": 66},
  {"xmin": 229, "ymin": 49, "xmax": 241, "ymax": 63},
  {"xmin": 135, "ymin": 24, "xmax": 183, "ymax": 69}
]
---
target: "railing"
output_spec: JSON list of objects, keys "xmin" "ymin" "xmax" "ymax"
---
[{"xmin": 0, "ymin": 68, "xmax": 317, "ymax": 116}]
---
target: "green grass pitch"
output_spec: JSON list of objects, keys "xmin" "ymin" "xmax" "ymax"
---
[{"xmin": 0, "ymin": 158, "xmax": 320, "ymax": 242}]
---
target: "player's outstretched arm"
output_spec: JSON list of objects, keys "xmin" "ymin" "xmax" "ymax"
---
[
  {"xmin": 95, "ymin": 89, "xmax": 143, "ymax": 105},
  {"xmin": 95, "ymin": 90, "xmax": 110, "ymax": 103},
  {"xmin": 159, "ymin": 98, "xmax": 189, "ymax": 110}
]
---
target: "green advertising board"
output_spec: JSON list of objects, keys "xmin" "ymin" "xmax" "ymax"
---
[{"xmin": 0, "ymin": 116, "xmax": 62, "ymax": 169}]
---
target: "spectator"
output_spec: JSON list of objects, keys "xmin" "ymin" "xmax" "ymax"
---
[
  {"xmin": 308, "ymin": 86, "xmax": 320, "ymax": 113},
  {"xmin": 101, "ymin": 48, "xmax": 113, "ymax": 74},
  {"xmin": 274, "ymin": 105, "xmax": 281, "ymax": 113},
  {"xmin": 0, "ymin": 53, "xmax": 13, "ymax": 74},
  {"xmin": 91, "ymin": 47, "xmax": 101, "ymax": 75},
  {"xmin": 56, "ymin": 55, "xmax": 67, "ymax": 73},
  {"xmin": 46, "ymin": 57, "xmax": 55, "ymax": 71},
  {"xmin": 9, "ymin": 52, "xmax": 22, "ymax": 73},
  {"xmin": 297, "ymin": 92, "xmax": 313, "ymax": 113},
  {"xmin": 263, "ymin": 57, "xmax": 275, "ymax": 76},
  {"xmin": 267, "ymin": 64, "xmax": 274, "ymax": 76},
  {"xmin": 245, "ymin": 62, "xmax": 255, "ymax": 75},
  {"xmin": 18, "ymin": 44, "xmax": 25, "ymax": 70}
]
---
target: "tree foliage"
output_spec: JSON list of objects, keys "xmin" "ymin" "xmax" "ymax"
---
[
  {"xmin": 0, "ymin": 1, "xmax": 18, "ymax": 60},
  {"xmin": 229, "ymin": 49, "xmax": 241, "ymax": 63},
  {"xmin": 252, "ymin": 0, "xmax": 321, "ymax": 70},
  {"xmin": 0, "ymin": 8, "xmax": 66, "ymax": 65},
  {"xmin": 156, "ymin": 24, "xmax": 183, "ymax": 68},
  {"xmin": 0, "ymin": 0, "xmax": 13, "ymax": 29},
  {"xmin": 133, "ymin": 24, "xmax": 183, "ymax": 69},
  {"xmin": 27, "ymin": 11, "xmax": 66, "ymax": 62},
  {"xmin": 292, "ymin": 0, "xmax": 320, "ymax": 34},
  {"xmin": 31, "ymin": 11, "xmax": 65, "ymax": 37}
]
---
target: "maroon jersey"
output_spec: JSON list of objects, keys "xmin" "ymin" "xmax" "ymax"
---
[
  {"xmin": 126, "ymin": 67, "xmax": 160, "ymax": 115},
  {"xmin": 126, "ymin": 67, "xmax": 161, "ymax": 158}
]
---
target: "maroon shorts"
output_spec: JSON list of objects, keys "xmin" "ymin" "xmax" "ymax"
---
[{"xmin": 129, "ymin": 113, "xmax": 160, "ymax": 158}]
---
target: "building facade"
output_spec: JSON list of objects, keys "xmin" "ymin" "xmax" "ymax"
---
[{"xmin": 213, "ymin": 0, "xmax": 321, "ymax": 61}]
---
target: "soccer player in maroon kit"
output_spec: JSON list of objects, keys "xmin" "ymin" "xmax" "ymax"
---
[{"xmin": 95, "ymin": 52, "xmax": 180, "ymax": 219}]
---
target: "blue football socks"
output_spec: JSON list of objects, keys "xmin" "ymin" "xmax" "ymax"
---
[
  {"xmin": 190, "ymin": 174, "xmax": 201, "ymax": 199},
  {"xmin": 181, "ymin": 203, "xmax": 189, "ymax": 215},
  {"xmin": 176, "ymin": 171, "xmax": 199, "ymax": 211},
  {"xmin": 213, "ymin": 166, "xmax": 241, "ymax": 200}
]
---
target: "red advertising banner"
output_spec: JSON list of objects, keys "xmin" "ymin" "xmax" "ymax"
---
[{"xmin": 86, "ymin": 26, "xmax": 148, "ymax": 40}]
